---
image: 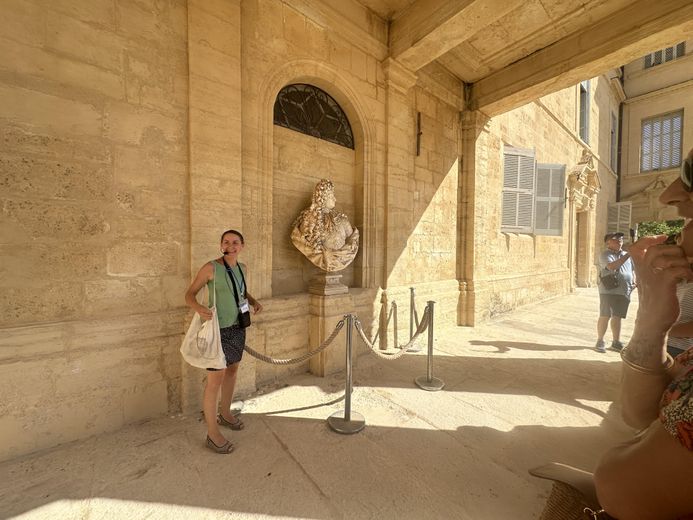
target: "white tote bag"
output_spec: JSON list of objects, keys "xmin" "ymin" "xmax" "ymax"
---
[{"xmin": 180, "ymin": 263, "xmax": 227, "ymax": 369}]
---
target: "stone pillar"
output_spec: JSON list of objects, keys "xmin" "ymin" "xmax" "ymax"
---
[
  {"xmin": 458, "ymin": 110, "xmax": 490, "ymax": 326},
  {"xmin": 309, "ymin": 293, "xmax": 354, "ymax": 377},
  {"xmin": 381, "ymin": 58, "xmax": 417, "ymax": 348},
  {"xmin": 182, "ymin": 0, "xmax": 256, "ymax": 413}
]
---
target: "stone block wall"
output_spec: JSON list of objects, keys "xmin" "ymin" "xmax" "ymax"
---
[{"xmin": 0, "ymin": 0, "xmax": 189, "ymax": 460}]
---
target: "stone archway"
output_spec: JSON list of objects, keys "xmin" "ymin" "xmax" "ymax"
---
[
  {"xmin": 249, "ymin": 60, "xmax": 379, "ymax": 376},
  {"xmin": 251, "ymin": 60, "xmax": 378, "ymax": 297}
]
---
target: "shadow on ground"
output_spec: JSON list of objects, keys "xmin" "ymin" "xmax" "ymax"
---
[{"xmin": 0, "ymin": 411, "xmax": 627, "ymax": 520}]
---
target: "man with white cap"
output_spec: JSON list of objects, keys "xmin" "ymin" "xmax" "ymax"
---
[{"xmin": 595, "ymin": 232, "xmax": 635, "ymax": 352}]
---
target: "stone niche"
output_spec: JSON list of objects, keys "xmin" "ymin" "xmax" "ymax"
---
[
  {"xmin": 271, "ymin": 88, "xmax": 363, "ymax": 297},
  {"xmin": 268, "ymin": 82, "xmax": 367, "ymax": 377}
]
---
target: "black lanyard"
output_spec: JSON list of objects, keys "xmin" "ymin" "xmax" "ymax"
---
[{"xmin": 221, "ymin": 259, "xmax": 246, "ymax": 306}]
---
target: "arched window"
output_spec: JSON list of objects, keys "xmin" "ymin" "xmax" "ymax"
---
[{"xmin": 273, "ymin": 84, "xmax": 354, "ymax": 149}]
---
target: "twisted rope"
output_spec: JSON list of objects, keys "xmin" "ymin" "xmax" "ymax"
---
[
  {"xmin": 369, "ymin": 301, "xmax": 395, "ymax": 345},
  {"xmin": 243, "ymin": 319, "xmax": 345, "ymax": 365},
  {"xmin": 353, "ymin": 307, "xmax": 429, "ymax": 360}
]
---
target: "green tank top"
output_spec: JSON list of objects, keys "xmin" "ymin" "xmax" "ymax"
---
[{"xmin": 207, "ymin": 261, "xmax": 246, "ymax": 328}]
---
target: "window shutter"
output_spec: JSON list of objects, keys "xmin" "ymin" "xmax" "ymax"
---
[
  {"xmin": 653, "ymin": 50, "xmax": 663, "ymax": 65},
  {"xmin": 535, "ymin": 164, "xmax": 565, "ymax": 236},
  {"xmin": 641, "ymin": 120, "xmax": 652, "ymax": 171},
  {"xmin": 672, "ymin": 113, "xmax": 683, "ymax": 166},
  {"xmin": 607, "ymin": 202, "xmax": 632, "ymax": 235},
  {"xmin": 579, "ymin": 80, "xmax": 590, "ymax": 144},
  {"xmin": 676, "ymin": 42, "xmax": 686, "ymax": 58},
  {"xmin": 643, "ymin": 43, "xmax": 685, "ymax": 69},
  {"xmin": 502, "ymin": 147, "xmax": 535, "ymax": 233},
  {"xmin": 610, "ymin": 112, "xmax": 618, "ymax": 172},
  {"xmin": 641, "ymin": 111, "xmax": 683, "ymax": 172}
]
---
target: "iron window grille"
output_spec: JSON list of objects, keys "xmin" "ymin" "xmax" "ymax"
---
[{"xmin": 273, "ymin": 83, "xmax": 354, "ymax": 150}]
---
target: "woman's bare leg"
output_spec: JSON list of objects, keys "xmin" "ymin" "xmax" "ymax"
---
[
  {"xmin": 203, "ymin": 369, "xmax": 227, "ymax": 445},
  {"xmin": 219, "ymin": 363, "xmax": 240, "ymax": 422}
]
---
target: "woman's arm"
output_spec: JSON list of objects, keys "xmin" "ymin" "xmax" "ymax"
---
[
  {"xmin": 184, "ymin": 262, "xmax": 214, "ymax": 320},
  {"xmin": 594, "ymin": 420, "xmax": 693, "ymax": 520},
  {"xmin": 619, "ymin": 236, "xmax": 693, "ymax": 426}
]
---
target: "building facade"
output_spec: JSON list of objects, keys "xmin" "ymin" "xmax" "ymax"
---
[{"xmin": 619, "ymin": 39, "xmax": 693, "ymax": 225}]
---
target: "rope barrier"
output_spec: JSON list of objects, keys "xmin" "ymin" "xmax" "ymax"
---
[
  {"xmin": 353, "ymin": 306, "xmax": 430, "ymax": 361},
  {"xmin": 368, "ymin": 300, "xmax": 395, "ymax": 346},
  {"xmin": 243, "ymin": 318, "xmax": 345, "ymax": 365}
]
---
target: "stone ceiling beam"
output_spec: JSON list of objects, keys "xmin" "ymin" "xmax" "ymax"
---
[
  {"xmin": 469, "ymin": 0, "xmax": 693, "ymax": 117},
  {"xmin": 390, "ymin": 0, "xmax": 523, "ymax": 71}
]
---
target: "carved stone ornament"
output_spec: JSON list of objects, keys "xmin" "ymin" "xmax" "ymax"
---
[
  {"xmin": 567, "ymin": 149, "xmax": 601, "ymax": 212},
  {"xmin": 290, "ymin": 179, "xmax": 360, "ymax": 272}
]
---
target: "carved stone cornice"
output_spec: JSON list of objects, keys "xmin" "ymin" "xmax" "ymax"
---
[{"xmin": 383, "ymin": 58, "xmax": 418, "ymax": 94}]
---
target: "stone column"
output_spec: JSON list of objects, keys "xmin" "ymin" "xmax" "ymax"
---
[
  {"xmin": 182, "ymin": 0, "xmax": 256, "ymax": 413},
  {"xmin": 458, "ymin": 110, "xmax": 490, "ymax": 326},
  {"xmin": 381, "ymin": 58, "xmax": 417, "ymax": 348}
]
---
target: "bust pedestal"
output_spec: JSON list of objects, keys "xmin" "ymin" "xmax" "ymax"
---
[
  {"xmin": 308, "ymin": 272, "xmax": 348, "ymax": 295},
  {"xmin": 309, "ymin": 290, "xmax": 353, "ymax": 377}
]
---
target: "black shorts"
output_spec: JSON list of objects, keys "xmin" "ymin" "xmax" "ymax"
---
[
  {"xmin": 206, "ymin": 325, "xmax": 246, "ymax": 371},
  {"xmin": 599, "ymin": 293, "xmax": 630, "ymax": 319}
]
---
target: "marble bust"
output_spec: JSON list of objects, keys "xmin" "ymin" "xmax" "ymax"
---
[{"xmin": 290, "ymin": 179, "xmax": 359, "ymax": 272}]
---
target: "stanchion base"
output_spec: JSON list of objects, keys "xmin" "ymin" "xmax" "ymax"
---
[
  {"xmin": 406, "ymin": 344, "xmax": 423, "ymax": 353},
  {"xmin": 327, "ymin": 410, "xmax": 365, "ymax": 434},
  {"xmin": 414, "ymin": 376, "xmax": 445, "ymax": 391}
]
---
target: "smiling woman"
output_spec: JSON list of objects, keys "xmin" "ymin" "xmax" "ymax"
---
[{"xmin": 184, "ymin": 229, "xmax": 264, "ymax": 454}]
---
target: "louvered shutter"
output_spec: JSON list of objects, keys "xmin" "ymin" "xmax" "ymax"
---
[
  {"xmin": 610, "ymin": 112, "xmax": 618, "ymax": 172},
  {"xmin": 641, "ymin": 120, "xmax": 652, "ymax": 171},
  {"xmin": 676, "ymin": 42, "xmax": 686, "ymax": 58},
  {"xmin": 672, "ymin": 112, "xmax": 683, "ymax": 166},
  {"xmin": 641, "ymin": 111, "xmax": 683, "ymax": 172},
  {"xmin": 607, "ymin": 202, "xmax": 632, "ymax": 235},
  {"xmin": 502, "ymin": 147, "xmax": 535, "ymax": 233},
  {"xmin": 535, "ymin": 164, "xmax": 565, "ymax": 236},
  {"xmin": 644, "ymin": 54, "xmax": 653, "ymax": 68},
  {"xmin": 653, "ymin": 50, "xmax": 663, "ymax": 66}
]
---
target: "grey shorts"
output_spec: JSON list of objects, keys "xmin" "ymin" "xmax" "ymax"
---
[
  {"xmin": 599, "ymin": 293, "xmax": 630, "ymax": 319},
  {"xmin": 206, "ymin": 325, "xmax": 246, "ymax": 371}
]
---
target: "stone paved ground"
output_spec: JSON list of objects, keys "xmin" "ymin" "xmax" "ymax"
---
[{"xmin": 0, "ymin": 288, "xmax": 637, "ymax": 520}]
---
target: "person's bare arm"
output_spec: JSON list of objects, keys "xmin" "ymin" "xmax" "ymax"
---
[
  {"xmin": 619, "ymin": 236, "xmax": 692, "ymax": 427},
  {"xmin": 594, "ymin": 421, "xmax": 693, "ymax": 520},
  {"xmin": 606, "ymin": 252, "xmax": 631, "ymax": 271},
  {"xmin": 184, "ymin": 262, "xmax": 214, "ymax": 320}
]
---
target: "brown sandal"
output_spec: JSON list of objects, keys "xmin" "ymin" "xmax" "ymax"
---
[
  {"xmin": 206, "ymin": 436, "xmax": 234, "ymax": 454},
  {"xmin": 218, "ymin": 414, "xmax": 244, "ymax": 431}
]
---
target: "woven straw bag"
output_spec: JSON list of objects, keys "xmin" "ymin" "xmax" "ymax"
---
[
  {"xmin": 538, "ymin": 481, "xmax": 613, "ymax": 520},
  {"xmin": 530, "ymin": 464, "xmax": 614, "ymax": 520}
]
